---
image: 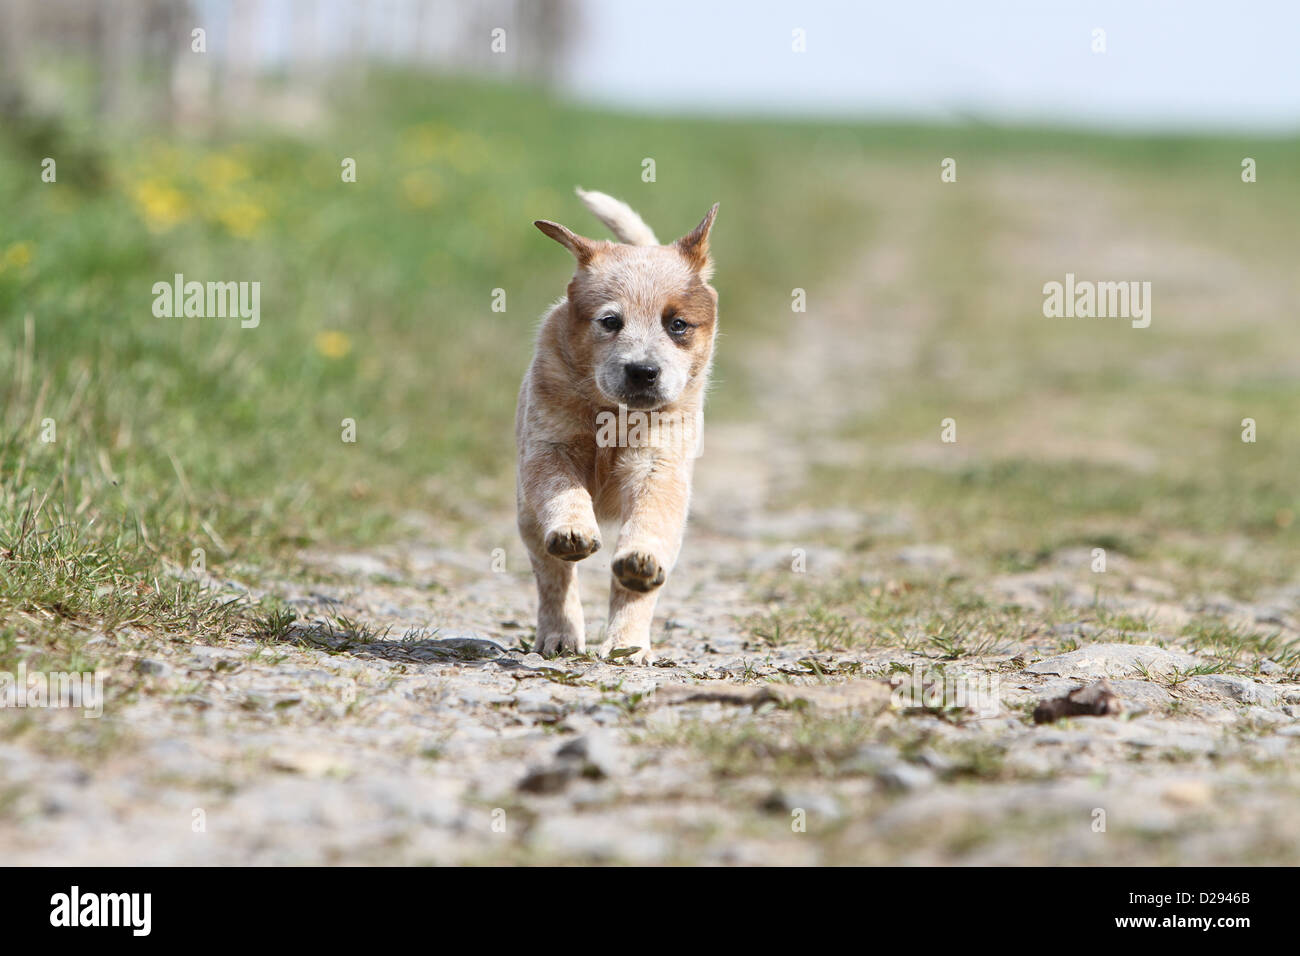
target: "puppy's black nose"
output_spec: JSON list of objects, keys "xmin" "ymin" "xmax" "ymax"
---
[{"xmin": 624, "ymin": 363, "xmax": 660, "ymax": 388}]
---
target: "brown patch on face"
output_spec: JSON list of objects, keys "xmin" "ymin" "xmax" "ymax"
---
[{"xmin": 660, "ymin": 277, "xmax": 719, "ymax": 377}]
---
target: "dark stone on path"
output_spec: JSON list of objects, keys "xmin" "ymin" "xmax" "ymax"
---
[{"xmin": 1033, "ymin": 679, "xmax": 1124, "ymax": 724}]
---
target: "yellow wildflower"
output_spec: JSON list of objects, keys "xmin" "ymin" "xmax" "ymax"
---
[
  {"xmin": 399, "ymin": 123, "xmax": 442, "ymax": 163},
  {"xmin": 199, "ymin": 153, "xmax": 251, "ymax": 189},
  {"xmin": 216, "ymin": 200, "xmax": 267, "ymax": 238},
  {"xmin": 2, "ymin": 241, "xmax": 34, "ymax": 271},
  {"xmin": 314, "ymin": 331, "xmax": 352, "ymax": 360},
  {"xmin": 401, "ymin": 170, "xmax": 442, "ymax": 209},
  {"xmin": 132, "ymin": 179, "xmax": 189, "ymax": 232}
]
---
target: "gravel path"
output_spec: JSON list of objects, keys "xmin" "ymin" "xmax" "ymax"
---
[{"xmin": 5, "ymin": 512, "xmax": 1298, "ymax": 864}]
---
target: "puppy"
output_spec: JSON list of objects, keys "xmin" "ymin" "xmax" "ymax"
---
[{"xmin": 516, "ymin": 188, "xmax": 720, "ymax": 663}]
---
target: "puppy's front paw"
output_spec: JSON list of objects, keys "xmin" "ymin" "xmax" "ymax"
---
[
  {"xmin": 545, "ymin": 527, "xmax": 601, "ymax": 562},
  {"xmin": 611, "ymin": 550, "xmax": 666, "ymax": 592}
]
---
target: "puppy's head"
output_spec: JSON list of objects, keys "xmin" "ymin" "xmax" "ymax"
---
[{"xmin": 535, "ymin": 204, "xmax": 719, "ymax": 411}]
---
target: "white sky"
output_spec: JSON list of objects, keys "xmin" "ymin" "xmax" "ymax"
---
[{"xmin": 562, "ymin": 0, "xmax": 1300, "ymax": 132}]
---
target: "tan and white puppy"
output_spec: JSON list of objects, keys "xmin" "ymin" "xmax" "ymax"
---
[{"xmin": 516, "ymin": 188, "xmax": 720, "ymax": 663}]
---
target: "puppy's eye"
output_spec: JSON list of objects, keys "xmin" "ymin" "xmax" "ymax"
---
[
  {"xmin": 667, "ymin": 316, "xmax": 689, "ymax": 335},
  {"xmin": 598, "ymin": 313, "xmax": 623, "ymax": 332}
]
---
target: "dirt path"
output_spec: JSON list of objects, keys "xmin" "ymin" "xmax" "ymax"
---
[{"xmin": 4, "ymin": 199, "xmax": 1300, "ymax": 865}]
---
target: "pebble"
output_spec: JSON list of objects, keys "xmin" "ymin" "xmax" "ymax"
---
[
  {"xmin": 1185, "ymin": 674, "xmax": 1279, "ymax": 706},
  {"xmin": 1026, "ymin": 642, "xmax": 1202, "ymax": 679},
  {"xmin": 877, "ymin": 764, "xmax": 938, "ymax": 792}
]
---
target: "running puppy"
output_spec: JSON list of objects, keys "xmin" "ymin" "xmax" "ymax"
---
[{"xmin": 516, "ymin": 188, "xmax": 720, "ymax": 663}]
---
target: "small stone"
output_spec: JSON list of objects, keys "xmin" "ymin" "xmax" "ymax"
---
[
  {"xmin": 1161, "ymin": 780, "xmax": 1212, "ymax": 807},
  {"xmin": 1026, "ymin": 643, "xmax": 1201, "ymax": 679},
  {"xmin": 842, "ymin": 744, "xmax": 901, "ymax": 774},
  {"xmin": 1131, "ymin": 576, "xmax": 1176, "ymax": 599},
  {"xmin": 1253, "ymin": 737, "xmax": 1292, "ymax": 759},
  {"xmin": 420, "ymin": 637, "xmax": 505, "ymax": 661},
  {"xmin": 519, "ymin": 733, "xmax": 621, "ymax": 794},
  {"xmin": 320, "ymin": 552, "xmax": 392, "ymax": 578},
  {"xmin": 1196, "ymin": 593, "xmax": 1243, "ymax": 616},
  {"xmin": 895, "ymin": 544, "xmax": 955, "ymax": 569},
  {"xmin": 587, "ymin": 704, "xmax": 624, "ymax": 725},
  {"xmin": 1107, "ymin": 679, "xmax": 1174, "ymax": 710},
  {"xmin": 913, "ymin": 749, "xmax": 956, "ymax": 774},
  {"xmin": 1184, "ymin": 674, "xmax": 1279, "ymax": 706},
  {"xmin": 268, "ymin": 751, "xmax": 349, "ymax": 777},
  {"xmin": 517, "ymin": 764, "xmax": 575, "ymax": 794},
  {"xmin": 555, "ymin": 733, "xmax": 620, "ymax": 779},
  {"xmin": 1033, "ymin": 679, "xmax": 1124, "ymax": 724},
  {"xmin": 1253, "ymin": 607, "xmax": 1293, "ymax": 627},
  {"xmin": 454, "ymin": 684, "xmax": 513, "ymax": 707},
  {"xmin": 761, "ymin": 790, "xmax": 842, "ymax": 820},
  {"xmin": 877, "ymin": 764, "xmax": 937, "ymax": 792},
  {"xmin": 515, "ymin": 689, "xmax": 563, "ymax": 718},
  {"xmin": 528, "ymin": 814, "xmax": 668, "ymax": 863}
]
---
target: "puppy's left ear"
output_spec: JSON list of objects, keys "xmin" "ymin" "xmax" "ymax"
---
[{"xmin": 674, "ymin": 203, "xmax": 719, "ymax": 277}]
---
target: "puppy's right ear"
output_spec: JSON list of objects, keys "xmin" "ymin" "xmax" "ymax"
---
[{"xmin": 534, "ymin": 220, "xmax": 598, "ymax": 265}]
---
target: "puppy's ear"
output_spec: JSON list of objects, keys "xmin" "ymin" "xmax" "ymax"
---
[
  {"xmin": 674, "ymin": 203, "xmax": 719, "ymax": 277},
  {"xmin": 535, "ymin": 220, "xmax": 598, "ymax": 265}
]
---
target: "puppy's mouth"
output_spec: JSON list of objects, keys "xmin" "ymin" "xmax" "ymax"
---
[
  {"xmin": 615, "ymin": 388, "xmax": 666, "ymax": 411},
  {"xmin": 594, "ymin": 376, "xmax": 668, "ymax": 411}
]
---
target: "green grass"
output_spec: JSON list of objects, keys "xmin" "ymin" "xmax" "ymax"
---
[{"xmin": 1181, "ymin": 619, "xmax": 1300, "ymax": 671}]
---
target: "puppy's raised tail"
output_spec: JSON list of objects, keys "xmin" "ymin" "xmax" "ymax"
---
[{"xmin": 575, "ymin": 187, "xmax": 659, "ymax": 246}]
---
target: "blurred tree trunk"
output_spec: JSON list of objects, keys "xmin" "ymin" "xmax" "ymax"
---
[
  {"xmin": 519, "ymin": 0, "xmax": 575, "ymax": 84},
  {"xmin": 0, "ymin": 0, "xmax": 30, "ymax": 115},
  {"xmin": 226, "ymin": 0, "xmax": 260, "ymax": 113},
  {"xmin": 166, "ymin": 0, "xmax": 211, "ymax": 127},
  {"xmin": 346, "ymin": 0, "xmax": 370, "ymax": 82},
  {"xmin": 292, "ymin": 0, "xmax": 324, "ymax": 85},
  {"xmin": 95, "ymin": 0, "xmax": 128, "ymax": 118}
]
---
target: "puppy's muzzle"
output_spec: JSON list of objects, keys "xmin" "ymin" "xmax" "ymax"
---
[
  {"xmin": 623, "ymin": 362, "xmax": 660, "ymax": 388},
  {"xmin": 619, "ymin": 362, "xmax": 663, "ymax": 409}
]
